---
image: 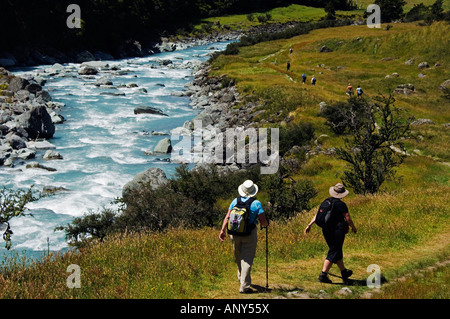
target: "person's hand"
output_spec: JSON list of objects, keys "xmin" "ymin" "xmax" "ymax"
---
[
  {"xmin": 304, "ymin": 224, "xmax": 311, "ymax": 235},
  {"xmin": 219, "ymin": 230, "xmax": 227, "ymax": 242}
]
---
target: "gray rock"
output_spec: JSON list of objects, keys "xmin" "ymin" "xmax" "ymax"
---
[
  {"xmin": 7, "ymin": 134, "xmax": 27, "ymax": 150},
  {"xmin": 25, "ymin": 161, "xmax": 57, "ymax": 171},
  {"xmin": 134, "ymin": 106, "xmax": 168, "ymax": 116},
  {"xmin": 438, "ymin": 79, "xmax": 450, "ymax": 90},
  {"xmin": 78, "ymin": 66, "xmax": 98, "ymax": 75},
  {"xmin": 43, "ymin": 150, "xmax": 63, "ymax": 160},
  {"xmin": 319, "ymin": 45, "xmax": 332, "ymax": 53},
  {"xmin": 411, "ymin": 118, "xmax": 435, "ymax": 126},
  {"xmin": 418, "ymin": 61, "xmax": 429, "ymax": 69},
  {"xmin": 8, "ymin": 77, "xmax": 29, "ymax": 93},
  {"xmin": 94, "ymin": 76, "xmax": 113, "ymax": 86},
  {"xmin": 153, "ymin": 138, "xmax": 172, "ymax": 153},
  {"xmin": 42, "ymin": 186, "xmax": 69, "ymax": 195},
  {"xmin": 16, "ymin": 105, "xmax": 55, "ymax": 139},
  {"xmin": 16, "ymin": 148, "xmax": 36, "ymax": 160},
  {"xmin": 122, "ymin": 167, "xmax": 168, "ymax": 199}
]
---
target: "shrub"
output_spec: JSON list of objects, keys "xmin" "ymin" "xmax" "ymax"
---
[
  {"xmin": 320, "ymin": 97, "xmax": 369, "ymax": 135},
  {"xmin": 279, "ymin": 122, "xmax": 315, "ymax": 156},
  {"xmin": 261, "ymin": 168, "xmax": 317, "ymax": 220},
  {"xmin": 0, "ymin": 187, "xmax": 39, "ymax": 250},
  {"xmin": 335, "ymin": 93, "xmax": 413, "ymax": 195}
]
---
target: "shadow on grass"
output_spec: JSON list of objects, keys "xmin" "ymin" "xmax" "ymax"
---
[{"xmin": 327, "ymin": 272, "xmax": 389, "ymax": 286}]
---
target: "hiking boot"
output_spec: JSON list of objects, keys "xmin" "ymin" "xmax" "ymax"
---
[
  {"xmin": 240, "ymin": 287, "xmax": 255, "ymax": 294},
  {"xmin": 318, "ymin": 272, "xmax": 332, "ymax": 284},
  {"xmin": 341, "ymin": 269, "xmax": 353, "ymax": 283}
]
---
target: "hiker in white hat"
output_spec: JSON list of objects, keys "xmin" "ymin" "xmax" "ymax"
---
[
  {"xmin": 219, "ymin": 180, "xmax": 269, "ymax": 294},
  {"xmin": 304, "ymin": 183, "xmax": 357, "ymax": 284}
]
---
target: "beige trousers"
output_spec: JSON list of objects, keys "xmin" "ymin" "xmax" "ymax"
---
[{"xmin": 230, "ymin": 227, "xmax": 258, "ymax": 292}]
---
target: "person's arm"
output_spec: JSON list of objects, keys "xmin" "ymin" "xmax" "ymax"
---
[
  {"xmin": 304, "ymin": 214, "xmax": 316, "ymax": 235},
  {"xmin": 344, "ymin": 212, "xmax": 357, "ymax": 233},
  {"xmin": 219, "ymin": 210, "xmax": 231, "ymax": 242},
  {"xmin": 258, "ymin": 213, "xmax": 269, "ymax": 228}
]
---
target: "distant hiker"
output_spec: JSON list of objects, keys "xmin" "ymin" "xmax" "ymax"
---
[
  {"xmin": 287, "ymin": 61, "xmax": 291, "ymax": 72},
  {"xmin": 304, "ymin": 183, "xmax": 357, "ymax": 284},
  {"xmin": 290, "ymin": 47, "xmax": 293, "ymax": 55},
  {"xmin": 219, "ymin": 180, "xmax": 269, "ymax": 294},
  {"xmin": 302, "ymin": 73, "xmax": 307, "ymax": 84},
  {"xmin": 311, "ymin": 75, "xmax": 316, "ymax": 86},
  {"xmin": 356, "ymin": 85, "xmax": 364, "ymax": 98},
  {"xmin": 346, "ymin": 83, "xmax": 353, "ymax": 97}
]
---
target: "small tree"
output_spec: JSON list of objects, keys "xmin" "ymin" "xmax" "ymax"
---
[
  {"xmin": 325, "ymin": 2, "xmax": 337, "ymax": 20},
  {"xmin": 335, "ymin": 93, "xmax": 412, "ymax": 195},
  {"xmin": 262, "ymin": 167, "xmax": 317, "ymax": 220},
  {"xmin": 375, "ymin": 0, "xmax": 407, "ymax": 22},
  {"xmin": 0, "ymin": 187, "xmax": 38, "ymax": 250}
]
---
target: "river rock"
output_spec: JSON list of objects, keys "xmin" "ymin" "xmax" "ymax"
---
[
  {"xmin": 7, "ymin": 134, "xmax": 27, "ymax": 150},
  {"xmin": 25, "ymin": 161, "xmax": 56, "ymax": 171},
  {"xmin": 122, "ymin": 167, "xmax": 168, "ymax": 199},
  {"xmin": 8, "ymin": 77, "xmax": 29, "ymax": 93},
  {"xmin": 16, "ymin": 105, "xmax": 55, "ymax": 139},
  {"xmin": 134, "ymin": 106, "xmax": 168, "ymax": 116},
  {"xmin": 153, "ymin": 138, "xmax": 172, "ymax": 153},
  {"xmin": 78, "ymin": 66, "xmax": 98, "ymax": 75},
  {"xmin": 43, "ymin": 150, "xmax": 63, "ymax": 160},
  {"xmin": 16, "ymin": 148, "xmax": 36, "ymax": 160}
]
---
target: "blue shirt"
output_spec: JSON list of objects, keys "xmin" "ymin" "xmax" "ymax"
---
[{"xmin": 229, "ymin": 197, "xmax": 264, "ymax": 225}]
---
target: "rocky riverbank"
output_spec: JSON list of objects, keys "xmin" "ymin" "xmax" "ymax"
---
[{"xmin": 0, "ymin": 67, "xmax": 63, "ymax": 168}]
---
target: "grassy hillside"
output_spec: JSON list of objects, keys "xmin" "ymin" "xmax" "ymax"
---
[{"xmin": 0, "ymin": 15, "xmax": 449, "ymax": 299}]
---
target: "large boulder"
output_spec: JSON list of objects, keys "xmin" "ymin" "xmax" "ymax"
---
[
  {"xmin": 16, "ymin": 105, "xmax": 55, "ymax": 139},
  {"xmin": 122, "ymin": 167, "xmax": 168, "ymax": 199},
  {"xmin": 8, "ymin": 77, "xmax": 29, "ymax": 93},
  {"xmin": 153, "ymin": 138, "xmax": 172, "ymax": 153}
]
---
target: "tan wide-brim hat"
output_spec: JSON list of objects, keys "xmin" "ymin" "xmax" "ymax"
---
[
  {"xmin": 238, "ymin": 180, "xmax": 259, "ymax": 197},
  {"xmin": 329, "ymin": 183, "xmax": 349, "ymax": 199}
]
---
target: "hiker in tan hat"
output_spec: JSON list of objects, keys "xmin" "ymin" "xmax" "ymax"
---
[
  {"xmin": 304, "ymin": 183, "xmax": 357, "ymax": 284},
  {"xmin": 219, "ymin": 180, "xmax": 269, "ymax": 293}
]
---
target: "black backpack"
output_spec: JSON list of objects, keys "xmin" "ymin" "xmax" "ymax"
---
[
  {"xmin": 227, "ymin": 197, "xmax": 256, "ymax": 236},
  {"xmin": 315, "ymin": 198, "xmax": 336, "ymax": 228}
]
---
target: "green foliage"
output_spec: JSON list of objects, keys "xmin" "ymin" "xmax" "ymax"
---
[
  {"xmin": 215, "ymin": 18, "xmax": 353, "ymax": 58},
  {"xmin": 320, "ymin": 97, "xmax": 371, "ymax": 135},
  {"xmin": 261, "ymin": 168, "xmax": 318, "ymax": 220},
  {"xmin": 0, "ymin": 187, "xmax": 39, "ymax": 250},
  {"xmin": 55, "ymin": 208, "xmax": 116, "ymax": 248},
  {"xmin": 325, "ymin": 1, "xmax": 337, "ymax": 20},
  {"xmin": 375, "ymin": 0, "xmax": 407, "ymax": 22},
  {"xmin": 335, "ymin": 93, "xmax": 412, "ymax": 195},
  {"xmin": 279, "ymin": 122, "xmax": 316, "ymax": 156}
]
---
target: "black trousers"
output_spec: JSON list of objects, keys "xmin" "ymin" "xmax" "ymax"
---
[{"xmin": 322, "ymin": 226, "xmax": 346, "ymax": 263}]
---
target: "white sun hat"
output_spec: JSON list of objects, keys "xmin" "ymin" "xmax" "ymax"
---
[{"xmin": 238, "ymin": 180, "xmax": 259, "ymax": 197}]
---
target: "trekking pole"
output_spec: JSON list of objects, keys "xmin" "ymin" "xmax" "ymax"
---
[{"xmin": 265, "ymin": 225, "xmax": 269, "ymax": 289}]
